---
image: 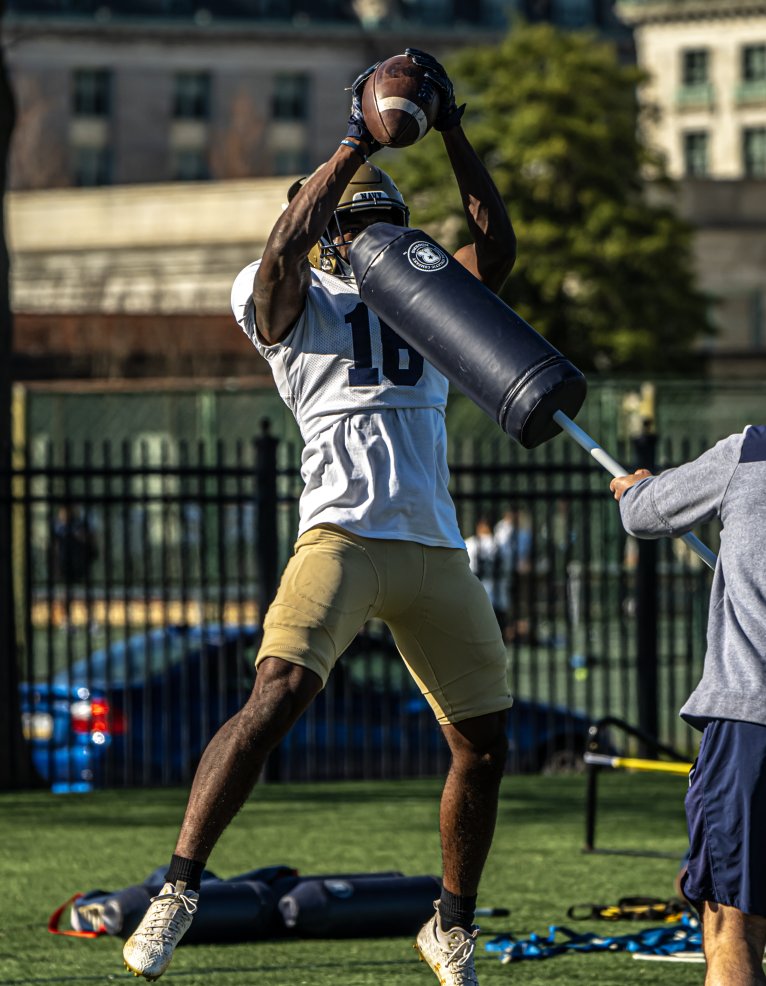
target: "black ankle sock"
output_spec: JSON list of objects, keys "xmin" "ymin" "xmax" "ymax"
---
[
  {"xmin": 438, "ymin": 889, "xmax": 477, "ymax": 931},
  {"xmin": 164, "ymin": 854, "xmax": 205, "ymax": 892}
]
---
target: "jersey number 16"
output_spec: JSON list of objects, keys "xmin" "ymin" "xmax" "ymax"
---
[{"xmin": 346, "ymin": 303, "xmax": 424, "ymax": 388}]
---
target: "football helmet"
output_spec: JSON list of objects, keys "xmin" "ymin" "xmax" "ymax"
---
[{"xmin": 287, "ymin": 163, "xmax": 409, "ymax": 280}]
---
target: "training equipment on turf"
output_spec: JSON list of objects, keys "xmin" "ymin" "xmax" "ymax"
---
[
  {"xmin": 486, "ymin": 912, "xmax": 702, "ymax": 963},
  {"xmin": 279, "ymin": 874, "xmax": 441, "ymax": 937},
  {"xmin": 566, "ymin": 896, "xmax": 690, "ymax": 922},
  {"xmin": 583, "ymin": 718, "xmax": 693, "ymax": 855},
  {"xmin": 584, "ymin": 752, "xmax": 693, "ymax": 776},
  {"xmin": 348, "ymin": 222, "xmax": 718, "ymax": 572},
  {"xmin": 361, "ymin": 54, "xmax": 440, "ymax": 148},
  {"xmin": 50, "ymin": 866, "xmax": 458, "ymax": 945}
]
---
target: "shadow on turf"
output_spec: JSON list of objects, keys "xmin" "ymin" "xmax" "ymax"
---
[{"xmin": 5, "ymin": 957, "xmax": 414, "ymax": 984}]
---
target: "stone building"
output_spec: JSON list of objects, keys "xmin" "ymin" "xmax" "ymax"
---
[
  {"xmin": 5, "ymin": 0, "xmax": 625, "ymax": 190},
  {"xmin": 618, "ymin": 0, "xmax": 766, "ymax": 180},
  {"xmin": 8, "ymin": 0, "xmax": 762, "ymax": 383},
  {"xmin": 618, "ymin": 0, "xmax": 766, "ymax": 373},
  {"xmin": 8, "ymin": 179, "xmax": 285, "ymax": 383}
]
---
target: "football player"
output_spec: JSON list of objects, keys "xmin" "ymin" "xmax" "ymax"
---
[{"xmin": 123, "ymin": 49, "xmax": 517, "ymax": 986}]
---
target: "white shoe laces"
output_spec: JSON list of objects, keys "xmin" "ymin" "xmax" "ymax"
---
[
  {"xmin": 439, "ymin": 927, "xmax": 479, "ymax": 984},
  {"xmin": 444, "ymin": 934, "xmax": 476, "ymax": 968},
  {"xmin": 143, "ymin": 889, "xmax": 198, "ymax": 943}
]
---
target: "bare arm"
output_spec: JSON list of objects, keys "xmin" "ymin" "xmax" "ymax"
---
[
  {"xmin": 404, "ymin": 48, "xmax": 516, "ymax": 294},
  {"xmin": 253, "ymin": 141, "xmax": 365, "ymax": 345},
  {"xmin": 442, "ymin": 126, "xmax": 516, "ymax": 293}
]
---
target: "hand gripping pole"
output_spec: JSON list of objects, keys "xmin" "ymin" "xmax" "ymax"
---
[{"xmin": 553, "ymin": 411, "xmax": 717, "ymax": 571}]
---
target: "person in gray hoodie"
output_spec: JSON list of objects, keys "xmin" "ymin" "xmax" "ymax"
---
[{"xmin": 610, "ymin": 425, "xmax": 766, "ymax": 986}]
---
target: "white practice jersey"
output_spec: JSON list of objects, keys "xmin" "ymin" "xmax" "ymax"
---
[{"xmin": 231, "ymin": 260, "xmax": 464, "ymax": 548}]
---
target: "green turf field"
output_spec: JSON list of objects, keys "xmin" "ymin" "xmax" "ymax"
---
[{"xmin": 2, "ymin": 772, "xmax": 704, "ymax": 985}]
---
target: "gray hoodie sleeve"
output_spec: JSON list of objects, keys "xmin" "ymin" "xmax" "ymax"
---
[{"xmin": 618, "ymin": 433, "xmax": 743, "ymax": 538}]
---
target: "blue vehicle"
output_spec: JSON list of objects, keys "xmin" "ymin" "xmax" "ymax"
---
[
  {"xmin": 21, "ymin": 625, "xmax": 592, "ymax": 790},
  {"xmin": 20, "ymin": 625, "xmax": 259, "ymax": 792}
]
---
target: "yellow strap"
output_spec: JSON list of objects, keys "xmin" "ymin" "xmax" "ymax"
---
[
  {"xmin": 585, "ymin": 752, "xmax": 692, "ymax": 775},
  {"xmin": 612, "ymin": 757, "xmax": 692, "ymax": 776}
]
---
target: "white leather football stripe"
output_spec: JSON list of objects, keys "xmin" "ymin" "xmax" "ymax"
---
[{"xmin": 376, "ymin": 97, "xmax": 428, "ymax": 139}]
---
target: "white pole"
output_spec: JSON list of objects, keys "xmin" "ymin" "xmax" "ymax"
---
[{"xmin": 552, "ymin": 410, "xmax": 718, "ymax": 572}]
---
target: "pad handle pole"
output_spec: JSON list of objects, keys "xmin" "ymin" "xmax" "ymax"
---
[
  {"xmin": 584, "ymin": 752, "xmax": 693, "ymax": 775},
  {"xmin": 552, "ymin": 410, "xmax": 718, "ymax": 572}
]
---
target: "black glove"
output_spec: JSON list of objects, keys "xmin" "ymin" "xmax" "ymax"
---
[
  {"xmin": 346, "ymin": 62, "xmax": 382, "ymax": 155},
  {"xmin": 405, "ymin": 47, "xmax": 466, "ymax": 132}
]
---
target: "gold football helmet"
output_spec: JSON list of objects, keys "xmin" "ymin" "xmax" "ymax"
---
[{"xmin": 287, "ymin": 163, "xmax": 409, "ymax": 280}]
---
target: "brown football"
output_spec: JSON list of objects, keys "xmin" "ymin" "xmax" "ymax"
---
[{"xmin": 361, "ymin": 54, "xmax": 440, "ymax": 149}]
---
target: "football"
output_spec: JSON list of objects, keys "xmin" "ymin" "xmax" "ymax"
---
[{"xmin": 361, "ymin": 54, "xmax": 440, "ymax": 149}]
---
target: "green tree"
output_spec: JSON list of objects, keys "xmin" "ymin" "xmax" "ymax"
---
[{"xmin": 386, "ymin": 23, "xmax": 712, "ymax": 374}]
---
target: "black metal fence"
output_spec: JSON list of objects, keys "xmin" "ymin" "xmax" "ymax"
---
[{"xmin": 6, "ymin": 424, "xmax": 716, "ymax": 789}]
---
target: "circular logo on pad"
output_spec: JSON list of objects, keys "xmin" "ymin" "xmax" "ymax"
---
[{"xmin": 407, "ymin": 241, "xmax": 449, "ymax": 272}]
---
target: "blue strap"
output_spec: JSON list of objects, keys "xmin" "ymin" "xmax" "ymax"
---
[{"xmin": 486, "ymin": 913, "xmax": 702, "ymax": 963}]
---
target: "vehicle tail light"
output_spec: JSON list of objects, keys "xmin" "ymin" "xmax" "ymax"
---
[{"xmin": 71, "ymin": 699, "xmax": 127, "ymax": 737}]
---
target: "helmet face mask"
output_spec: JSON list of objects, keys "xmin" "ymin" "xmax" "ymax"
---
[
  {"xmin": 288, "ymin": 163, "xmax": 409, "ymax": 281},
  {"xmin": 333, "ymin": 208, "xmax": 399, "ymax": 240}
]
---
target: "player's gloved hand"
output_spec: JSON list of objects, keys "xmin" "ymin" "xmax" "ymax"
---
[
  {"xmin": 405, "ymin": 47, "xmax": 465, "ymax": 131},
  {"xmin": 346, "ymin": 62, "xmax": 382, "ymax": 155}
]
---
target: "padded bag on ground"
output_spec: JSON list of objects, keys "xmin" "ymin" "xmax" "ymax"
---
[
  {"xmin": 100, "ymin": 879, "xmax": 277, "ymax": 943},
  {"xmin": 349, "ymin": 224, "xmax": 586, "ymax": 449},
  {"xmin": 269, "ymin": 869, "xmax": 403, "ymax": 900},
  {"xmin": 182, "ymin": 880, "xmax": 278, "ymax": 944},
  {"xmin": 69, "ymin": 865, "xmax": 294, "ymax": 943},
  {"xmin": 181, "ymin": 871, "xmax": 402, "ymax": 944},
  {"xmin": 278, "ymin": 874, "xmax": 441, "ymax": 937},
  {"xmin": 63, "ymin": 866, "xmax": 406, "ymax": 943}
]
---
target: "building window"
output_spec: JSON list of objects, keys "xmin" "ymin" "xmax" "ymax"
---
[
  {"xmin": 173, "ymin": 72, "xmax": 211, "ymax": 120},
  {"xmin": 743, "ymin": 44, "xmax": 766, "ymax": 82},
  {"xmin": 171, "ymin": 148, "xmax": 210, "ymax": 181},
  {"xmin": 73, "ymin": 146, "xmax": 112, "ymax": 186},
  {"xmin": 272, "ymin": 74, "xmax": 308, "ymax": 122},
  {"xmin": 682, "ymin": 49, "xmax": 709, "ymax": 86},
  {"xmin": 743, "ymin": 127, "xmax": 766, "ymax": 177},
  {"xmin": 683, "ymin": 131, "xmax": 708, "ymax": 177},
  {"xmin": 737, "ymin": 44, "xmax": 766, "ymax": 105},
  {"xmin": 677, "ymin": 49, "xmax": 714, "ymax": 109},
  {"xmin": 73, "ymin": 68, "xmax": 111, "ymax": 117}
]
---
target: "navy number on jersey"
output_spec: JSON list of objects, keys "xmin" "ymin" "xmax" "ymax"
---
[{"xmin": 345, "ymin": 303, "xmax": 424, "ymax": 387}]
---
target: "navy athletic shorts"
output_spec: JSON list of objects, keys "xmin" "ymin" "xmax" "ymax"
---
[{"xmin": 682, "ymin": 718, "xmax": 766, "ymax": 917}]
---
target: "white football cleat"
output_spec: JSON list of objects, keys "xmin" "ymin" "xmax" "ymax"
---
[
  {"xmin": 122, "ymin": 881, "xmax": 198, "ymax": 981},
  {"xmin": 415, "ymin": 902, "xmax": 480, "ymax": 986}
]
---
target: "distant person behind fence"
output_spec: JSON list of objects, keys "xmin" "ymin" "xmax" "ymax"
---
[
  {"xmin": 493, "ymin": 506, "xmax": 532, "ymax": 642},
  {"xmin": 52, "ymin": 505, "xmax": 97, "ymax": 583},
  {"xmin": 610, "ymin": 425, "xmax": 766, "ymax": 986},
  {"xmin": 465, "ymin": 516, "xmax": 507, "ymax": 629}
]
